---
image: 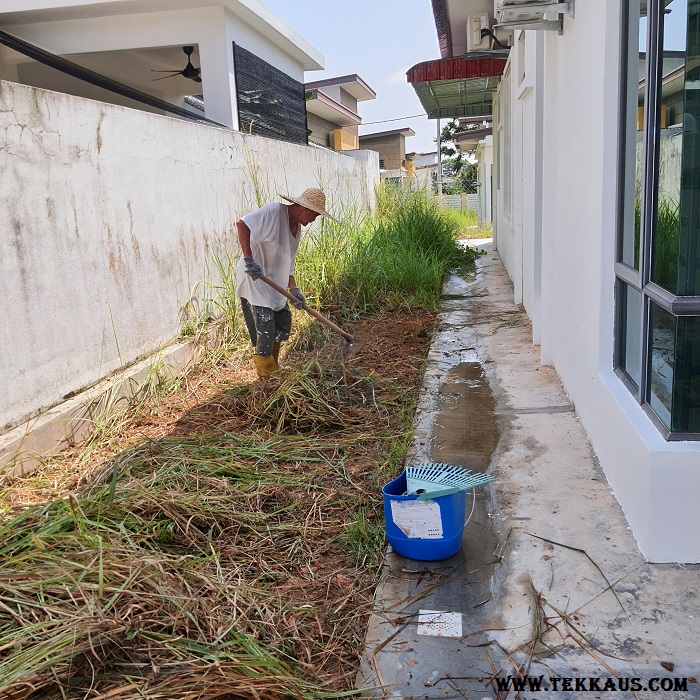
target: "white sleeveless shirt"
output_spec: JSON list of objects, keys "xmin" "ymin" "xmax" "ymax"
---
[{"xmin": 235, "ymin": 203, "xmax": 301, "ymax": 311}]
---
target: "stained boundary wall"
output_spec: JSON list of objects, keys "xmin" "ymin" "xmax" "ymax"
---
[{"xmin": 0, "ymin": 79, "xmax": 379, "ymax": 436}]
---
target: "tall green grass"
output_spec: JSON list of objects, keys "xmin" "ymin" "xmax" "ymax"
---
[
  {"xmin": 441, "ymin": 207, "xmax": 493, "ymax": 239},
  {"xmin": 634, "ymin": 198, "xmax": 679, "ymax": 292},
  {"xmin": 653, "ymin": 199, "xmax": 679, "ymax": 292},
  {"xmin": 0, "ymin": 186, "xmax": 464, "ymax": 698},
  {"xmin": 442, "ymin": 206, "xmax": 478, "ymax": 229},
  {"xmin": 295, "ymin": 186, "xmax": 479, "ymax": 317}
]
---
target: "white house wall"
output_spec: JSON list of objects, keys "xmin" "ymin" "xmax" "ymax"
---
[
  {"xmin": 514, "ymin": 32, "xmax": 544, "ymax": 342},
  {"xmin": 494, "ymin": 68, "xmax": 517, "ymax": 295},
  {"xmin": 0, "ymin": 80, "xmax": 378, "ymax": 432},
  {"xmin": 16, "ymin": 60, "xmax": 174, "ymax": 117},
  {"xmin": 495, "ymin": 1, "xmax": 700, "ymax": 562},
  {"xmin": 476, "ymin": 136, "xmax": 493, "ymax": 225}
]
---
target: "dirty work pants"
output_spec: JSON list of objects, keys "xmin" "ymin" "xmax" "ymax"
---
[{"xmin": 239, "ymin": 298, "xmax": 292, "ymax": 356}]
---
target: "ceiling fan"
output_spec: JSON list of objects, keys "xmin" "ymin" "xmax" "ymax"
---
[{"xmin": 151, "ymin": 46, "xmax": 201, "ymax": 82}]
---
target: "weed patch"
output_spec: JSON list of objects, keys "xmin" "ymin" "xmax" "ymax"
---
[{"xmin": 0, "ymin": 184, "xmax": 465, "ymax": 698}]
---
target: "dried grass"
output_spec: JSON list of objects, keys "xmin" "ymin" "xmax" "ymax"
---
[{"xmin": 0, "ymin": 313, "xmax": 434, "ymax": 699}]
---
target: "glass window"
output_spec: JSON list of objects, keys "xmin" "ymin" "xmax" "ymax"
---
[
  {"xmin": 678, "ymin": 0, "xmax": 700, "ymax": 295},
  {"xmin": 620, "ymin": 283, "xmax": 643, "ymax": 387},
  {"xmin": 673, "ymin": 315, "xmax": 700, "ymax": 430},
  {"xmin": 620, "ymin": 2, "xmax": 645, "ymax": 270},
  {"xmin": 648, "ymin": 302, "xmax": 676, "ymax": 427},
  {"xmin": 616, "ymin": 0, "xmax": 700, "ymax": 438},
  {"xmin": 651, "ymin": 0, "xmax": 686, "ymax": 292}
]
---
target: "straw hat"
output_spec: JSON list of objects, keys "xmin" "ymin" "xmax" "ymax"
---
[{"xmin": 279, "ymin": 187, "xmax": 339, "ymax": 222}]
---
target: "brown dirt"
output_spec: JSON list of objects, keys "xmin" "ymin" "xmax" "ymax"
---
[
  {"xmin": 0, "ymin": 311, "xmax": 436, "ymax": 697},
  {"xmin": 2, "ymin": 312, "xmax": 434, "ymax": 509}
]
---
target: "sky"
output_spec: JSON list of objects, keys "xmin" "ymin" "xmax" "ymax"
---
[
  {"xmin": 261, "ymin": 0, "xmax": 442, "ymax": 154},
  {"xmin": 640, "ymin": 0, "xmax": 687, "ymax": 50}
]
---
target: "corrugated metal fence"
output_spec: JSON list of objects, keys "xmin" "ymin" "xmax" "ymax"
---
[{"xmin": 437, "ymin": 193, "xmax": 478, "ymax": 211}]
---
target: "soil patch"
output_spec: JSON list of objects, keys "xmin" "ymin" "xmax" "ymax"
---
[{"xmin": 0, "ymin": 311, "xmax": 435, "ymax": 698}]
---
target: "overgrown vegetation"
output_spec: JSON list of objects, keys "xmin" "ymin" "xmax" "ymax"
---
[
  {"xmin": 653, "ymin": 199, "xmax": 679, "ymax": 292},
  {"xmin": 634, "ymin": 198, "xmax": 679, "ymax": 292},
  {"xmin": 437, "ymin": 119, "xmax": 480, "ymax": 194},
  {"xmin": 0, "ymin": 186, "xmax": 474, "ymax": 699},
  {"xmin": 295, "ymin": 186, "xmax": 480, "ymax": 317},
  {"xmin": 440, "ymin": 207, "xmax": 492, "ymax": 239}
]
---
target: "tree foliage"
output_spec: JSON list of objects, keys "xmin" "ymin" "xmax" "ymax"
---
[{"xmin": 438, "ymin": 119, "xmax": 480, "ymax": 194}]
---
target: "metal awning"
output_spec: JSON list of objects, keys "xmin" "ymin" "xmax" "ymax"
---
[{"xmin": 407, "ymin": 56, "xmax": 507, "ymax": 119}]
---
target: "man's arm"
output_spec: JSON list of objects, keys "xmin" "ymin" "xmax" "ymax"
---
[
  {"xmin": 236, "ymin": 219, "xmax": 262, "ymax": 279},
  {"xmin": 236, "ymin": 219, "xmax": 252, "ymax": 257}
]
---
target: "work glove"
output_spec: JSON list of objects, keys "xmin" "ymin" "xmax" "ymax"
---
[
  {"xmin": 244, "ymin": 256, "xmax": 263, "ymax": 280},
  {"xmin": 289, "ymin": 287, "xmax": 306, "ymax": 310}
]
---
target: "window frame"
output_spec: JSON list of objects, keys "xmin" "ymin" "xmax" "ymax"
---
[{"xmin": 614, "ymin": 0, "xmax": 700, "ymax": 440}]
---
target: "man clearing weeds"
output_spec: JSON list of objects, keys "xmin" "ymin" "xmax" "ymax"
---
[{"xmin": 235, "ymin": 187, "xmax": 338, "ymax": 378}]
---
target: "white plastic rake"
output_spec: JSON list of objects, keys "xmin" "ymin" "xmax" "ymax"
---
[{"xmin": 406, "ymin": 462, "xmax": 498, "ymax": 500}]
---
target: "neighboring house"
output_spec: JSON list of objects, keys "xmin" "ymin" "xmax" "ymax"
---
[
  {"xmin": 0, "ymin": 0, "xmax": 323, "ymax": 143},
  {"xmin": 453, "ymin": 117, "xmax": 494, "ymax": 224},
  {"xmin": 406, "ymin": 151, "xmax": 439, "ymax": 189},
  {"xmin": 359, "ymin": 127, "xmax": 415, "ymax": 183},
  {"xmin": 305, "ymin": 74, "xmax": 375, "ymax": 150},
  {"xmin": 453, "ymin": 116, "xmax": 492, "ymax": 152},
  {"xmin": 409, "ymin": 0, "xmax": 700, "ymax": 564}
]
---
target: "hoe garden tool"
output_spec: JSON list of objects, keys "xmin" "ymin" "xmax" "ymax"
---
[{"xmin": 257, "ymin": 274, "xmax": 355, "ymax": 355}]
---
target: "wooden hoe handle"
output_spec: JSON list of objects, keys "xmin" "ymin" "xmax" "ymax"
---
[{"xmin": 257, "ymin": 274, "xmax": 354, "ymax": 344}]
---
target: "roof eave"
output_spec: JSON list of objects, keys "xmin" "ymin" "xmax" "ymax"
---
[
  {"xmin": 431, "ymin": 0, "xmax": 452, "ymax": 59},
  {"xmin": 306, "ymin": 89, "xmax": 361, "ymax": 126},
  {"xmin": 304, "ymin": 73, "xmax": 376, "ymax": 101},
  {"xmin": 0, "ymin": 0, "xmax": 325, "ymax": 71}
]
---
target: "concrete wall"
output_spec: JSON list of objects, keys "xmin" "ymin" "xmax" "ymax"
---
[
  {"xmin": 0, "ymin": 79, "xmax": 378, "ymax": 432},
  {"xmin": 16, "ymin": 61, "xmax": 173, "ymax": 118},
  {"xmin": 476, "ymin": 136, "xmax": 493, "ymax": 226},
  {"xmin": 516, "ymin": 31, "xmax": 545, "ymax": 342},
  {"xmin": 493, "ymin": 1, "xmax": 700, "ymax": 562},
  {"xmin": 494, "ymin": 67, "xmax": 518, "ymax": 300}
]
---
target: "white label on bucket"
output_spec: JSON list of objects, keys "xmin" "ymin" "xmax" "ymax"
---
[{"xmin": 390, "ymin": 500, "xmax": 443, "ymax": 539}]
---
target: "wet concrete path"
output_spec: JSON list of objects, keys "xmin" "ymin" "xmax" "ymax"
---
[{"xmin": 357, "ymin": 242, "xmax": 700, "ymax": 699}]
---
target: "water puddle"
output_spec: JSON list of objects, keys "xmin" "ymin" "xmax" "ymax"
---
[
  {"xmin": 431, "ymin": 362, "xmax": 499, "ymax": 471},
  {"xmin": 408, "ymin": 360, "xmax": 502, "ymax": 625}
]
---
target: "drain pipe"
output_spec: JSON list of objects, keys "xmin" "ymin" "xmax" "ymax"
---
[{"xmin": 436, "ymin": 117, "xmax": 443, "ymax": 196}]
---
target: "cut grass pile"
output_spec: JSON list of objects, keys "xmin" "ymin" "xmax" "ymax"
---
[
  {"xmin": 1, "ymin": 434, "xmax": 375, "ymax": 698},
  {"xmin": 0, "ymin": 186, "xmax": 470, "ymax": 698},
  {"xmin": 0, "ymin": 318, "xmax": 433, "ymax": 699}
]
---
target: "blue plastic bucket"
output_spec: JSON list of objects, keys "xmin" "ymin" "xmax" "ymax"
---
[{"xmin": 382, "ymin": 470, "xmax": 467, "ymax": 561}]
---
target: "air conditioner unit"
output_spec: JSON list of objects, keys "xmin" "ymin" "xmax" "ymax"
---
[
  {"xmin": 466, "ymin": 12, "xmax": 491, "ymax": 52},
  {"xmin": 494, "ymin": 0, "xmax": 574, "ymax": 32}
]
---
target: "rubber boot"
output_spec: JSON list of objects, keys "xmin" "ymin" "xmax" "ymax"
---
[
  {"xmin": 271, "ymin": 342, "xmax": 281, "ymax": 366},
  {"xmin": 252, "ymin": 354, "xmax": 277, "ymax": 378}
]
